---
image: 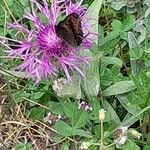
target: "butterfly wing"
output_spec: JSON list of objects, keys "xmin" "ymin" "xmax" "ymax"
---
[
  {"xmin": 55, "ymin": 13, "xmax": 83, "ymax": 47},
  {"xmin": 55, "ymin": 18, "xmax": 78, "ymax": 47},
  {"xmin": 67, "ymin": 13, "xmax": 83, "ymax": 46}
]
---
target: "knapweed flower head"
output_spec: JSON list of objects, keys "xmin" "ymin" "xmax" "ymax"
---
[{"xmin": 2, "ymin": 0, "xmax": 96, "ymax": 83}]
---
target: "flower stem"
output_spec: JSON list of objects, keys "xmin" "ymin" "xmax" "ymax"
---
[
  {"xmin": 104, "ymin": 142, "xmax": 116, "ymax": 149},
  {"xmin": 100, "ymin": 119, "xmax": 104, "ymax": 150}
]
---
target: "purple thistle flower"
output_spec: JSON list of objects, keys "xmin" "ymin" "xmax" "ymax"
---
[{"xmin": 1, "ymin": 0, "xmax": 96, "ymax": 83}]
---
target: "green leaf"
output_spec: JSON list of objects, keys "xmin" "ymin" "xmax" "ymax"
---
[
  {"xmin": 103, "ymin": 100, "xmax": 121, "ymax": 124},
  {"xmin": 81, "ymin": 50, "xmax": 100, "ymax": 98},
  {"xmin": 122, "ymin": 105, "xmax": 150, "ymax": 127},
  {"xmin": 131, "ymin": 72, "xmax": 150, "ymax": 106},
  {"xmin": 54, "ymin": 121, "xmax": 92, "ymax": 138},
  {"xmin": 101, "ymin": 68, "xmax": 123, "ymax": 88},
  {"xmin": 128, "ymin": 32, "xmax": 141, "ymax": 49},
  {"xmin": 122, "ymin": 139, "xmax": 140, "ymax": 150},
  {"xmin": 129, "ymin": 48, "xmax": 143, "ymax": 60},
  {"xmin": 98, "ymin": 25, "xmax": 104, "ymax": 43},
  {"xmin": 91, "ymin": 98, "xmax": 101, "ymax": 121},
  {"xmin": 13, "ymin": 91, "xmax": 30, "ymax": 102},
  {"xmin": 122, "ymin": 15, "xmax": 135, "ymax": 32},
  {"xmin": 79, "ymin": 0, "xmax": 103, "ymax": 98},
  {"xmin": 72, "ymin": 110, "xmax": 89, "ymax": 128},
  {"xmin": 145, "ymin": 8, "xmax": 150, "ymax": 18},
  {"xmin": 102, "ymin": 81, "xmax": 136, "ymax": 96},
  {"xmin": 49, "ymin": 101, "xmax": 64, "ymax": 115},
  {"xmin": 144, "ymin": 145, "xmax": 150, "ymax": 150},
  {"xmin": 32, "ymin": 91, "xmax": 43, "ymax": 100},
  {"xmin": 62, "ymin": 102, "xmax": 89, "ymax": 128},
  {"xmin": 111, "ymin": 19, "xmax": 122, "ymax": 32},
  {"xmin": 120, "ymin": 32, "xmax": 128, "ymax": 40},
  {"xmin": 100, "ymin": 38, "xmax": 120, "ymax": 55},
  {"xmin": 73, "ymin": 128, "xmax": 92, "ymax": 138},
  {"xmin": 86, "ymin": 0, "xmax": 103, "ymax": 44},
  {"xmin": 0, "ymin": 27, "xmax": 4, "ymax": 36},
  {"xmin": 91, "ymin": 99, "xmax": 121, "ymax": 124},
  {"xmin": 128, "ymin": 32, "xmax": 145, "ymax": 74},
  {"xmin": 29, "ymin": 107, "xmax": 45, "ymax": 120},
  {"xmin": 33, "ymin": 84, "xmax": 49, "ymax": 100},
  {"xmin": 99, "ymin": 30, "xmax": 120, "ymax": 46},
  {"xmin": 61, "ymin": 142, "xmax": 70, "ymax": 150},
  {"xmin": 134, "ymin": 20, "xmax": 146, "ymax": 44},
  {"xmin": 54, "ymin": 121, "xmax": 73, "ymax": 137},
  {"xmin": 15, "ymin": 143, "xmax": 33, "ymax": 150},
  {"xmin": 93, "ymin": 124, "xmax": 100, "ymax": 137},
  {"xmin": 143, "ymin": 135, "xmax": 150, "ymax": 150},
  {"xmin": 110, "ymin": 1, "xmax": 126, "ymax": 10},
  {"xmin": 122, "ymin": 113, "xmax": 139, "ymax": 127},
  {"xmin": 20, "ymin": 0, "xmax": 28, "ymax": 7},
  {"xmin": 7, "ymin": 0, "xmax": 14, "ymax": 7},
  {"xmin": 144, "ymin": 0, "xmax": 150, "ymax": 7},
  {"xmin": 121, "ymin": 15, "xmax": 135, "ymax": 40},
  {"xmin": 101, "ymin": 56, "xmax": 122, "ymax": 67},
  {"xmin": 62, "ymin": 102, "xmax": 78, "ymax": 118},
  {"xmin": 10, "ymin": 1, "xmax": 25, "ymax": 18},
  {"xmin": 117, "ymin": 95, "xmax": 142, "ymax": 119}
]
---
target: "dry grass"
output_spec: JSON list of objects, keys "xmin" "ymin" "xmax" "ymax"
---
[{"xmin": 0, "ymin": 77, "xmax": 64, "ymax": 150}]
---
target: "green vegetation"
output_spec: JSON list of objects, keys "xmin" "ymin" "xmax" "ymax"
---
[{"xmin": 0, "ymin": 0, "xmax": 150, "ymax": 149}]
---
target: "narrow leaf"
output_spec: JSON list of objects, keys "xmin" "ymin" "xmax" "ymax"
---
[
  {"xmin": 128, "ymin": 32, "xmax": 145, "ymax": 74},
  {"xmin": 101, "ymin": 56, "xmax": 122, "ymax": 67},
  {"xmin": 85, "ymin": 0, "xmax": 103, "ymax": 44},
  {"xmin": 103, "ymin": 100, "xmax": 121, "ymax": 124},
  {"xmin": 102, "ymin": 81, "xmax": 136, "ymax": 96}
]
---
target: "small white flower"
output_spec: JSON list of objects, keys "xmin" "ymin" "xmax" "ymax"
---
[{"xmin": 114, "ymin": 126, "xmax": 128, "ymax": 148}]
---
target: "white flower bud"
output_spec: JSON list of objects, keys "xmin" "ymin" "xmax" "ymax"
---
[
  {"xmin": 128, "ymin": 128, "xmax": 142, "ymax": 139},
  {"xmin": 80, "ymin": 142, "xmax": 92, "ymax": 149},
  {"xmin": 99, "ymin": 109, "xmax": 106, "ymax": 121}
]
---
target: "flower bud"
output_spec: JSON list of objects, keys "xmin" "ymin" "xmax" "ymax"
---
[
  {"xmin": 99, "ymin": 109, "xmax": 106, "ymax": 121},
  {"xmin": 80, "ymin": 142, "xmax": 92, "ymax": 149},
  {"xmin": 128, "ymin": 128, "xmax": 142, "ymax": 139}
]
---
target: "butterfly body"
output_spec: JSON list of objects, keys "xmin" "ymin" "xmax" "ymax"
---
[{"xmin": 55, "ymin": 13, "xmax": 83, "ymax": 47}]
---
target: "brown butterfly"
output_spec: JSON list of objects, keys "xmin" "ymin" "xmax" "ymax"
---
[
  {"xmin": 55, "ymin": 13, "xmax": 83, "ymax": 47},
  {"xmin": 71, "ymin": 0, "xmax": 77, "ymax": 3}
]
